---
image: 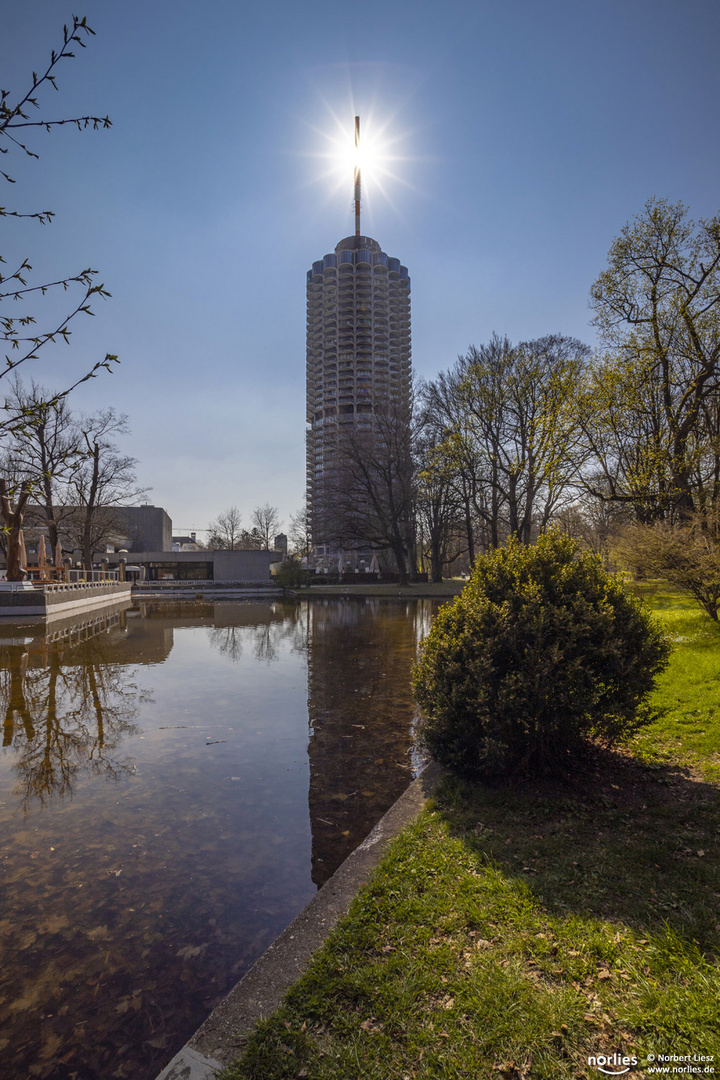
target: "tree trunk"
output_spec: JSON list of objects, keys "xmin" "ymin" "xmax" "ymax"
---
[
  {"xmin": 0, "ymin": 480, "xmax": 31, "ymax": 582},
  {"xmin": 392, "ymin": 542, "xmax": 410, "ymax": 586},
  {"xmin": 82, "ymin": 516, "xmax": 94, "ymax": 575},
  {"xmin": 82, "ymin": 443, "xmax": 101, "ymax": 573},
  {"xmin": 463, "ymin": 498, "xmax": 475, "ymax": 564},
  {"xmin": 429, "ymin": 527, "xmax": 444, "ymax": 582}
]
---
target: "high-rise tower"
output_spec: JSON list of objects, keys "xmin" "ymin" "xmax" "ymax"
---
[{"xmin": 306, "ymin": 119, "xmax": 411, "ymax": 555}]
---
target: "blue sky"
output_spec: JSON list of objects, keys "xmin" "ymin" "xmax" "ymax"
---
[{"xmin": 3, "ymin": 0, "xmax": 719, "ymax": 537}]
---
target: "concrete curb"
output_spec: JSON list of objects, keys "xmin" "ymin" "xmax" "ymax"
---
[{"xmin": 155, "ymin": 760, "xmax": 442, "ymax": 1079}]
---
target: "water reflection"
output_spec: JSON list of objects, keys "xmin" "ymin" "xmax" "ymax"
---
[
  {"xmin": 0, "ymin": 598, "xmax": 439, "ymax": 1080},
  {"xmin": 207, "ymin": 602, "xmax": 307, "ymax": 664},
  {"xmin": 0, "ymin": 610, "xmax": 143, "ymax": 809},
  {"xmin": 306, "ymin": 598, "xmax": 433, "ymax": 885}
]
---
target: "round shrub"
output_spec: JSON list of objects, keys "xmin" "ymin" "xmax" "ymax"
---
[
  {"xmin": 274, "ymin": 558, "xmax": 306, "ymax": 588},
  {"xmin": 412, "ymin": 530, "xmax": 670, "ymax": 778}
]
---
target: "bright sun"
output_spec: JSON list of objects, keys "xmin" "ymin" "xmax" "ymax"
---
[
  {"xmin": 304, "ymin": 106, "xmax": 411, "ymax": 225},
  {"xmin": 326, "ymin": 115, "xmax": 385, "ymax": 193}
]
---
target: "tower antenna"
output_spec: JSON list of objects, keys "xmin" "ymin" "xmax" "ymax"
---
[{"xmin": 354, "ymin": 115, "xmax": 361, "ymax": 237}]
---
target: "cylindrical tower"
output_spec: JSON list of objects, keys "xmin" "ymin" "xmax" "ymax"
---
[{"xmin": 306, "ymin": 234, "xmax": 411, "ymax": 553}]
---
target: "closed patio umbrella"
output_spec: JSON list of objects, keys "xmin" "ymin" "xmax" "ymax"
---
[
  {"xmin": 38, "ymin": 535, "xmax": 47, "ymax": 579},
  {"xmin": 18, "ymin": 530, "xmax": 27, "ymax": 575}
]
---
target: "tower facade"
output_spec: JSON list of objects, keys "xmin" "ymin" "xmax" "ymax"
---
[{"xmin": 305, "ymin": 233, "xmax": 411, "ymax": 554}]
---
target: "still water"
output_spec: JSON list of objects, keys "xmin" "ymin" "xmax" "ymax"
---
[{"xmin": 0, "ymin": 597, "xmax": 439, "ymax": 1080}]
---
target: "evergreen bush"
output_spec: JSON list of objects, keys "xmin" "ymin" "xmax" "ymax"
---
[
  {"xmin": 412, "ymin": 530, "xmax": 670, "ymax": 778},
  {"xmin": 274, "ymin": 558, "xmax": 305, "ymax": 588}
]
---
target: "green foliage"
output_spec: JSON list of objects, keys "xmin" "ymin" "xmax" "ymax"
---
[
  {"xmin": 412, "ymin": 530, "xmax": 670, "ymax": 777},
  {"xmin": 274, "ymin": 557, "xmax": 305, "ymax": 588},
  {"xmin": 614, "ymin": 520, "xmax": 720, "ymax": 621}
]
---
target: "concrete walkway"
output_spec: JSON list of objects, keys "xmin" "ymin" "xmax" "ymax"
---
[{"xmin": 155, "ymin": 761, "xmax": 441, "ymax": 1080}]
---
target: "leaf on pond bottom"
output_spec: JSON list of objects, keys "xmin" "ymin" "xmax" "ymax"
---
[{"xmin": 176, "ymin": 944, "xmax": 204, "ymax": 960}]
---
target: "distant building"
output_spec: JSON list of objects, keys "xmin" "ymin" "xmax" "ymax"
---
[
  {"xmin": 16, "ymin": 503, "xmax": 173, "ymax": 555},
  {"xmin": 172, "ymin": 532, "xmax": 202, "ymax": 551},
  {"xmin": 4, "ymin": 504, "xmax": 284, "ymax": 581},
  {"xmin": 104, "ymin": 548, "xmax": 281, "ymax": 582},
  {"xmin": 120, "ymin": 506, "xmax": 172, "ymax": 552}
]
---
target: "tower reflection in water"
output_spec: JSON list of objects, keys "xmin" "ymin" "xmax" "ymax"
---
[{"xmin": 305, "ymin": 597, "xmax": 434, "ymax": 886}]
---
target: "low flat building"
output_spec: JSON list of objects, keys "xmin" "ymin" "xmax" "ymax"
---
[{"xmin": 104, "ymin": 549, "xmax": 282, "ymax": 582}]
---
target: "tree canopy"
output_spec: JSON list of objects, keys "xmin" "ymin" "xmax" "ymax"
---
[{"xmin": 586, "ymin": 198, "xmax": 720, "ymax": 521}]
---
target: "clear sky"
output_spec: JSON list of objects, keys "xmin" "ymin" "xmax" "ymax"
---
[{"xmin": 3, "ymin": 0, "xmax": 719, "ymax": 538}]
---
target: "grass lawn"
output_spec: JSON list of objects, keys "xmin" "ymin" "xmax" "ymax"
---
[
  {"xmin": 220, "ymin": 584, "xmax": 720, "ymax": 1079},
  {"xmin": 630, "ymin": 583, "xmax": 720, "ymax": 783}
]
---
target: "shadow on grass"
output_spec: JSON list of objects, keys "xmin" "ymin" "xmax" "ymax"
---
[{"xmin": 436, "ymin": 749, "xmax": 720, "ymax": 955}]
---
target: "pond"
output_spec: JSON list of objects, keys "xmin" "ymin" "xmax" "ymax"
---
[{"xmin": 0, "ymin": 597, "xmax": 440, "ymax": 1080}]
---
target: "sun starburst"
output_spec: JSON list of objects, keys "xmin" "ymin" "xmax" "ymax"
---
[{"xmin": 300, "ymin": 99, "xmax": 418, "ymax": 232}]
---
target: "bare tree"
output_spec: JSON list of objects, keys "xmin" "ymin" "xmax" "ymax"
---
[
  {"xmin": 0, "ymin": 16, "xmax": 115, "ymax": 575},
  {"xmin": 3, "ymin": 381, "xmax": 80, "ymax": 551},
  {"xmin": 239, "ymin": 527, "xmax": 263, "ymax": 549},
  {"xmin": 0, "ymin": 16, "xmax": 116, "ymax": 426},
  {"xmin": 423, "ymin": 335, "xmax": 589, "ymax": 555},
  {"xmin": 288, "ymin": 502, "xmax": 312, "ymax": 559},
  {"xmin": 251, "ymin": 503, "xmax": 282, "ymax": 550},
  {"xmin": 587, "ymin": 198, "xmax": 720, "ymax": 521},
  {"xmin": 207, "ymin": 506, "xmax": 243, "ymax": 550},
  {"xmin": 65, "ymin": 410, "xmax": 146, "ymax": 571},
  {"xmin": 422, "ymin": 366, "xmax": 486, "ymax": 562},
  {"xmin": 415, "ymin": 415, "xmax": 467, "ymax": 582},
  {"xmin": 457, "ymin": 335, "xmax": 589, "ymax": 545},
  {"xmin": 331, "ymin": 400, "xmax": 416, "ymax": 584}
]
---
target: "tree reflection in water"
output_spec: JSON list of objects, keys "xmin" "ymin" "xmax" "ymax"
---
[
  {"xmin": 0, "ymin": 612, "xmax": 142, "ymax": 809},
  {"xmin": 206, "ymin": 601, "xmax": 309, "ymax": 665}
]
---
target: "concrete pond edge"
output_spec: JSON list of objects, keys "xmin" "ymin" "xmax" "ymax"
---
[{"xmin": 155, "ymin": 760, "xmax": 442, "ymax": 1080}]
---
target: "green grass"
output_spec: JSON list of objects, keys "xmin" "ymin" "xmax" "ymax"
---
[
  {"xmin": 219, "ymin": 583, "xmax": 720, "ymax": 1079},
  {"xmin": 632, "ymin": 582, "xmax": 720, "ymax": 781}
]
